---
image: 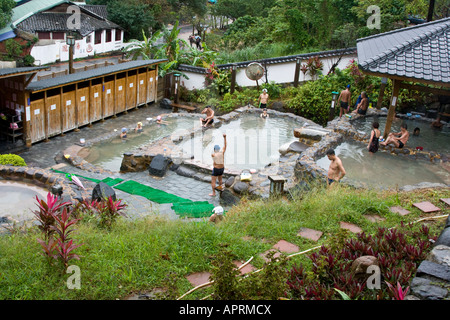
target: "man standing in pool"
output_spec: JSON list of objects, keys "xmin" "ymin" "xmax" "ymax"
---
[
  {"xmin": 210, "ymin": 133, "xmax": 227, "ymax": 197},
  {"xmin": 380, "ymin": 123, "xmax": 410, "ymax": 149},
  {"xmin": 338, "ymin": 85, "xmax": 351, "ymax": 117},
  {"xmin": 258, "ymin": 89, "xmax": 269, "ymax": 109},
  {"xmin": 326, "ymin": 148, "xmax": 346, "ymax": 187}
]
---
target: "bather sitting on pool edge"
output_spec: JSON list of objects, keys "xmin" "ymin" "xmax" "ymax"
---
[{"xmin": 380, "ymin": 123, "xmax": 409, "ymax": 149}]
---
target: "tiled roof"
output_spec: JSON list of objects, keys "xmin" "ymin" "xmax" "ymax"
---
[
  {"xmin": 357, "ymin": 17, "xmax": 450, "ymax": 84},
  {"xmin": 0, "ymin": 66, "xmax": 48, "ymax": 78},
  {"xmin": 80, "ymin": 4, "xmax": 109, "ymax": 20},
  {"xmin": 26, "ymin": 59, "xmax": 167, "ymax": 91},
  {"xmin": 17, "ymin": 11, "xmax": 121, "ymax": 36},
  {"xmin": 178, "ymin": 47, "xmax": 357, "ymax": 74}
]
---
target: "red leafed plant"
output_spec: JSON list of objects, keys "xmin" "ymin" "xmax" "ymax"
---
[
  {"xmin": 81, "ymin": 196, "xmax": 127, "ymax": 228},
  {"xmin": 286, "ymin": 223, "xmax": 437, "ymax": 300},
  {"xmin": 33, "ymin": 192, "xmax": 71, "ymax": 240},
  {"xmin": 385, "ymin": 281, "xmax": 410, "ymax": 300},
  {"xmin": 35, "ymin": 194, "xmax": 83, "ymax": 269}
]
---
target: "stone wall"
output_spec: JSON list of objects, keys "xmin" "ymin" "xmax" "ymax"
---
[{"xmin": 0, "ymin": 165, "xmax": 94, "ymax": 206}]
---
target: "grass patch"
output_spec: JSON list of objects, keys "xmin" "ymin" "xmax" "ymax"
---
[{"xmin": 0, "ymin": 185, "xmax": 448, "ymax": 299}]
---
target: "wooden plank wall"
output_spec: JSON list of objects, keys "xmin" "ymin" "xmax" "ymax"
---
[{"xmin": 25, "ymin": 66, "xmax": 159, "ymax": 145}]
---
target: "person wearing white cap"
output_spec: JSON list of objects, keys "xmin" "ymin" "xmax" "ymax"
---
[
  {"xmin": 209, "ymin": 206, "xmax": 224, "ymax": 223},
  {"xmin": 209, "ymin": 133, "xmax": 227, "ymax": 196},
  {"xmin": 258, "ymin": 88, "xmax": 269, "ymax": 109}
]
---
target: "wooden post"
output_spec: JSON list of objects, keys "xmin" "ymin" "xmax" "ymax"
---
[
  {"xmin": 294, "ymin": 57, "xmax": 301, "ymax": 87},
  {"xmin": 24, "ymin": 91, "xmax": 32, "ymax": 147},
  {"xmin": 74, "ymin": 83, "xmax": 80, "ymax": 131},
  {"xmin": 101, "ymin": 77, "xmax": 105, "ymax": 121},
  {"xmin": 60, "ymin": 87, "xmax": 65, "ymax": 136},
  {"xmin": 230, "ymin": 64, "xmax": 237, "ymax": 94},
  {"xmin": 88, "ymin": 80, "xmax": 93, "ymax": 127},
  {"xmin": 376, "ymin": 78, "xmax": 387, "ymax": 110},
  {"xmin": 44, "ymin": 90, "xmax": 49, "ymax": 141},
  {"xmin": 113, "ymin": 74, "xmax": 117, "ymax": 118},
  {"xmin": 383, "ymin": 79, "xmax": 400, "ymax": 139}
]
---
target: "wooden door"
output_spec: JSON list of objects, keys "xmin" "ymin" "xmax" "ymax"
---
[
  {"xmin": 46, "ymin": 94, "xmax": 61, "ymax": 137},
  {"xmin": 137, "ymin": 73, "xmax": 147, "ymax": 106},
  {"xmin": 77, "ymin": 87, "xmax": 89, "ymax": 127},
  {"xmin": 103, "ymin": 81, "xmax": 115, "ymax": 117},
  {"xmin": 147, "ymin": 70, "xmax": 157, "ymax": 103},
  {"xmin": 29, "ymin": 99, "xmax": 45, "ymax": 143},
  {"xmin": 62, "ymin": 91, "xmax": 76, "ymax": 132},
  {"xmin": 115, "ymin": 78, "xmax": 126, "ymax": 114},
  {"xmin": 90, "ymin": 84, "xmax": 102, "ymax": 122},
  {"xmin": 126, "ymin": 74, "xmax": 136, "ymax": 110}
]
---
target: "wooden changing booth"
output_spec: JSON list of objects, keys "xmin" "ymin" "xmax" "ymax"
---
[{"xmin": 25, "ymin": 59, "xmax": 166, "ymax": 146}]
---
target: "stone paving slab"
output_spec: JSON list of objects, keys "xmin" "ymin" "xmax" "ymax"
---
[
  {"xmin": 390, "ymin": 206, "xmax": 411, "ymax": 216},
  {"xmin": 186, "ymin": 272, "xmax": 212, "ymax": 287},
  {"xmin": 440, "ymin": 198, "xmax": 450, "ymax": 206},
  {"xmin": 412, "ymin": 201, "xmax": 441, "ymax": 213},
  {"xmin": 364, "ymin": 214, "xmax": 386, "ymax": 223},
  {"xmin": 297, "ymin": 228, "xmax": 323, "ymax": 242},
  {"xmin": 233, "ymin": 260, "xmax": 257, "ymax": 275},
  {"xmin": 340, "ymin": 222, "xmax": 362, "ymax": 234}
]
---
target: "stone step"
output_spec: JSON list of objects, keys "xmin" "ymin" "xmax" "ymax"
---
[
  {"xmin": 412, "ymin": 201, "xmax": 441, "ymax": 213},
  {"xmin": 297, "ymin": 227, "xmax": 323, "ymax": 242},
  {"xmin": 390, "ymin": 206, "xmax": 411, "ymax": 216}
]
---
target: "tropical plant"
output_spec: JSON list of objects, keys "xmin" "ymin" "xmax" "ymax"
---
[
  {"xmin": 33, "ymin": 193, "xmax": 71, "ymax": 240},
  {"xmin": 385, "ymin": 281, "xmax": 410, "ymax": 300},
  {"xmin": 81, "ymin": 196, "xmax": 127, "ymax": 228}
]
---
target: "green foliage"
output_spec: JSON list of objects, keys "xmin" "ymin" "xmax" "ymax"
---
[
  {"xmin": 0, "ymin": 0, "xmax": 15, "ymax": 29},
  {"xmin": 0, "ymin": 154, "xmax": 27, "ymax": 166}
]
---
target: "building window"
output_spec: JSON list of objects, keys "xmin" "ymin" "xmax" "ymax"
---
[
  {"xmin": 94, "ymin": 30, "xmax": 102, "ymax": 44},
  {"xmin": 105, "ymin": 29, "xmax": 111, "ymax": 43},
  {"xmin": 115, "ymin": 29, "xmax": 122, "ymax": 41},
  {"xmin": 38, "ymin": 32, "xmax": 51, "ymax": 40},
  {"xmin": 86, "ymin": 35, "xmax": 92, "ymax": 43},
  {"xmin": 52, "ymin": 32, "xmax": 65, "ymax": 40}
]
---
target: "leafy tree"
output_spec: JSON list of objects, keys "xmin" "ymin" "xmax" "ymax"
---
[{"xmin": 0, "ymin": 0, "xmax": 15, "ymax": 29}]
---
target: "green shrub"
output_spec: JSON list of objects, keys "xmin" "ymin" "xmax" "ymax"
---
[{"xmin": 0, "ymin": 154, "xmax": 27, "ymax": 166}]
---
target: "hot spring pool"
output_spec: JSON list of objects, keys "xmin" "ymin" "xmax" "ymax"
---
[
  {"xmin": 0, "ymin": 181, "xmax": 48, "ymax": 221},
  {"xmin": 84, "ymin": 117, "xmax": 196, "ymax": 171},
  {"xmin": 352, "ymin": 116, "xmax": 450, "ymax": 155},
  {"xmin": 316, "ymin": 140, "xmax": 450, "ymax": 189},
  {"xmin": 179, "ymin": 113, "xmax": 304, "ymax": 171}
]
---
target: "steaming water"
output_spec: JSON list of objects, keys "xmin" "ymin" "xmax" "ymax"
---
[
  {"xmin": 0, "ymin": 181, "xmax": 48, "ymax": 221},
  {"xmin": 352, "ymin": 116, "xmax": 450, "ymax": 155},
  {"xmin": 84, "ymin": 117, "xmax": 196, "ymax": 171},
  {"xmin": 316, "ymin": 141, "xmax": 450, "ymax": 188},
  {"xmin": 178, "ymin": 114, "xmax": 303, "ymax": 171}
]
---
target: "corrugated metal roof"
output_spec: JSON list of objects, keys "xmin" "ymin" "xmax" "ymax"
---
[
  {"xmin": 26, "ymin": 59, "xmax": 167, "ymax": 91},
  {"xmin": 357, "ymin": 17, "xmax": 450, "ymax": 84}
]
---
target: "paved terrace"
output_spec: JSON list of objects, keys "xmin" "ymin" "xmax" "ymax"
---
[{"xmin": 0, "ymin": 105, "xmax": 220, "ymax": 219}]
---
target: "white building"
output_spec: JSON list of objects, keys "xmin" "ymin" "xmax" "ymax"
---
[{"xmin": 0, "ymin": 0, "xmax": 125, "ymax": 66}]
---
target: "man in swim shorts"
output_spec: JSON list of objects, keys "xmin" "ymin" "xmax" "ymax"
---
[
  {"xmin": 258, "ymin": 89, "xmax": 269, "ymax": 109},
  {"xmin": 326, "ymin": 148, "xmax": 346, "ymax": 187},
  {"xmin": 380, "ymin": 123, "xmax": 409, "ymax": 149},
  {"xmin": 200, "ymin": 105, "xmax": 215, "ymax": 127},
  {"xmin": 338, "ymin": 85, "xmax": 351, "ymax": 118},
  {"xmin": 210, "ymin": 133, "xmax": 227, "ymax": 196}
]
